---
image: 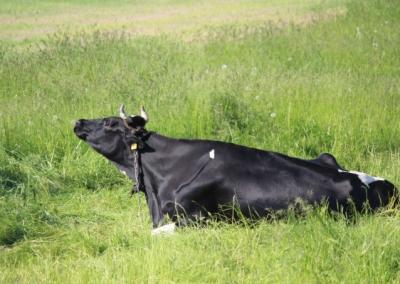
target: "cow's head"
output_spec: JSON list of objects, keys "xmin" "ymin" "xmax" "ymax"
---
[{"xmin": 73, "ymin": 105, "xmax": 149, "ymax": 160}]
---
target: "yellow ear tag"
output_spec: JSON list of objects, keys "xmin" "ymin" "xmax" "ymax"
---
[{"xmin": 131, "ymin": 143, "xmax": 138, "ymax": 150}]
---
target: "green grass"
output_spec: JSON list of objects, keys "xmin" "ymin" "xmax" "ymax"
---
[
  {"xmin": 0, "ymin": 0, "xmax": 344, "ymax": 44},
  {"xmin": 1, "ymin": 0, "xmax": 400, "ymax": 282}
]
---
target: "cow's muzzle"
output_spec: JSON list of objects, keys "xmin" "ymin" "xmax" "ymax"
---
[{"xmin": 74, "ymin": 119, "xmax": 88, "ymax": 140}]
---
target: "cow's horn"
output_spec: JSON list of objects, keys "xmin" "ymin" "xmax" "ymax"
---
[
  {"xmin": 140, "ymin": 106, "xmax": 148, "ymax": 122},
  {"xmin": 119, "ymin": 104, "xmax": 128, "ymax": 120}
]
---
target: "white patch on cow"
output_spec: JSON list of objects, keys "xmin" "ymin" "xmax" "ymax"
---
[
  {"xmin": 209, "ymin": 149, "xmax": 215, "ymax": 159},
  {"xmin": 120, "ymin": 170, "xmax": 127, "ymax": 176},
  {"xmin": 151, "ymin": 223, "xmax": 176, "ymax": 236},
  {"xmin": 338, "ymin": 169, "xmax": 384, "ymax": 186}
]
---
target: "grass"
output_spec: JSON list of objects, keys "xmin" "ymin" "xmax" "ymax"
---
[
  {"xmin": 1, "ymin": 0, "xmax": 400, "ymax": 282},
  {"xmin": 0, "ymin": 0, "xmax": 345, "ymax": 44}
]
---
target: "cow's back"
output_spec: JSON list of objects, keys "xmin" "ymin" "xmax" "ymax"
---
[{"xmin": 207, "ymin": 144, "xmax": 357, "ymax": 214}]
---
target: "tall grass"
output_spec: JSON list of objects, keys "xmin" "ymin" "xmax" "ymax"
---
[{"xmin": 1, "ymin": 0, "xmax": 400, "ymax": 282}]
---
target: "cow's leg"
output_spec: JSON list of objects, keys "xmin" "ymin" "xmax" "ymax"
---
[
  {"xmin": 160, "ymin": 180, "xmax": 224, "ymax": 226},
  {"xmin": 148, "ymin": 198, "xmax": 176, "ymax": 236},
  {"xmin": 151, "ymin": 223, "xmax": 176, "ymax": 236},
  {"xmin": 143, "ymin": 190, "xmax": 164, "ymax": 228}
]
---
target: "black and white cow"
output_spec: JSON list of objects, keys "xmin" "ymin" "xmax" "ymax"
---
[{"xmin": 74, "ymin": 105, "xmax": 397, "ymax": 234}]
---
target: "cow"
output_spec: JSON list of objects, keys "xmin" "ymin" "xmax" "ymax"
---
[{"xmin": 73, "ymin": 104, "xmax": 397, "ymax": 234}]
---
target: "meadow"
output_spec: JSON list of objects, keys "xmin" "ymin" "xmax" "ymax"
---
[{"xmin": 1, "ymin": 0, "xmax": 400, "ymax": 282}]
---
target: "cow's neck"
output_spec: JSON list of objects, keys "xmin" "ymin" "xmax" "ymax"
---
[
  {"xmin": 142, "ymin": 132, "xmax": 200, "ymax": 189},
  {"xmin": 105, "ymin": 132, "xmax": 173, "ymax": 184},
  {"xmin": 108, "ymin": 145, "xmax": 136, "ymax": 181},
  {"xmin": 140, "ymin": 132, "xmax": 183, "ymax": 176}
]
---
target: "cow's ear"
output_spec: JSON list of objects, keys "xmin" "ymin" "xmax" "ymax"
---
[{"xmin": 126, "ymin": 115, "xmax": 147, "ymax": 129}]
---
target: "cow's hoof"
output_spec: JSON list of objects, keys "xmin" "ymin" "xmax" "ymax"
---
[{"xmin": 151, "ymin": 223, "xmax": 176, "ymax": 236}]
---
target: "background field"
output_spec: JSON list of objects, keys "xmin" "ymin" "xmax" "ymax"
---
[{"xmin": 1, "ymin": 0, "xmax": 400, "ymax": 283}]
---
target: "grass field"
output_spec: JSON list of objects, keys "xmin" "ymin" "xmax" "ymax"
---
[
  {"xmin": 1, "ymin": 0, "xmax": 400, "ymax": 283},
  {"xmin": 0, "ymin": 0, "xmax": 345, "ymax": 43}
]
